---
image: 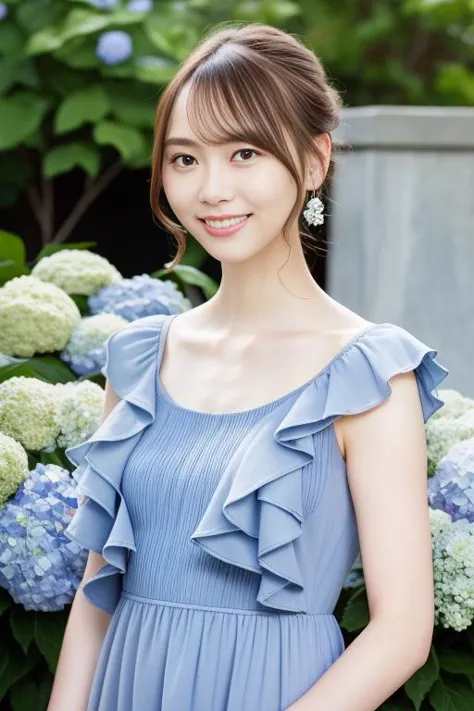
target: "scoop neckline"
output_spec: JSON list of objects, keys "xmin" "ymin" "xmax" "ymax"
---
[{"xmin": 155, "ymin": 313, "xmax": 382, "ymax": 418}]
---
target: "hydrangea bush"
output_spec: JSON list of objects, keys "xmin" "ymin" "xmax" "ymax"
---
[
  {"xmin": 429, "ymin": 508, "xmax": 474, "ymax": 631},
  {"xmin": 31, "ymin": 249, "xmax": 122, "ymax": 296},
  {"xmin": 60, "ymin": 312, "xmax": 129, "ymax": 376},
  {"xmin": 0, "ymin": 463, "xmax": 87, "ymax": 612},
  {"xmin": 88, "ymin": 273, "xmax": 192, "ymax": 321},
  {"xmin": 0, "ymin": 377, "xmax": 60, "ymax": 452},
  {"xmin": 0, "ymin": 275, "xmax": 81, "ymax": 357}
]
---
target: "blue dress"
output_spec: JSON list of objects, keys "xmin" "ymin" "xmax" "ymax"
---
[{"xmin": 64, "ymin": 313, "xmax": 448, "ymax": 710}]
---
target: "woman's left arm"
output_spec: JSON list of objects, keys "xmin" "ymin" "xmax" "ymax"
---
[{"xmin": 287, "ymin": 371, "xmax": 434, "ymax": 711}]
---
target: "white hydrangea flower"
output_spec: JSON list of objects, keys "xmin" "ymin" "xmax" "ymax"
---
[
  {"xmin": 430, "ymin": 508, "xmax": 474, "ymax": 631},
  {"xmin": 0, "ymin": 432, "xmax": 29, "ymax": 506},
  {"xmin": 431, "ymin": 389, "xmax": 474, "ymax": 421},
  {"xmin": 63, "ymin": 313, "xmax": 128, "ymax": 358},
  {"xmin": 0, "ymin": 276, "xmax": 81, "ymax": 357},
  {"xmin": 31, "ymin": 249, "xmax": 122, "ymax": 296},
  {"xmin": 55, "ymin": 380, "xmax": 105, "ymax": 449},
  {"xmin": 0, "ymin": 377, "xmax": 60, "ymax": 452},
  {"xmin": 425, "ymin": 388, "xmax": 474, "ymax": 476}
]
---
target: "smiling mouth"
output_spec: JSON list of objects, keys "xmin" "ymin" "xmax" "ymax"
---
[{"xmin": 199, "ymin": 215, "xmax": 252, "ymax": 228}]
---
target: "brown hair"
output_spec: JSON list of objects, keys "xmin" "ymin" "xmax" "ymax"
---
[{"xmin": 150, "ymin": 22, "xmax": 342, "ymax": 270}]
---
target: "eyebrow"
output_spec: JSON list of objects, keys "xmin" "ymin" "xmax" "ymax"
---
[{"xmin": 163, "ymin": 137, "xmax": 202, "ymax": 150}]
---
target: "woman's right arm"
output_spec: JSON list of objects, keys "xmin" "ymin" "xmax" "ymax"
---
[{"xmin": 47, "ymin": 378, "xmax": 120, "ymax": 711}]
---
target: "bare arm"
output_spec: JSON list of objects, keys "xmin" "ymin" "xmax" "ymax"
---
[
  {"xmin": 288, "ymin": 371, "xmax": 435, "ymax": 711},
  {"xmin": 47, "ymin": 378, "xmax": 120, "ymax": 711}
]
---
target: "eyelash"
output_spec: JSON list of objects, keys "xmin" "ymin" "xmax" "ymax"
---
[{"xmin": 170, "ymin": 148, "xmax": 261, "ymax": 168}]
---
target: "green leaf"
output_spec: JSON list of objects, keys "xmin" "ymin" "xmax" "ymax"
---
[
  {"xmin": 0, "ymin": 641, "xmax": 39, "ymax": 700},
  {"xmin": 53, "ymin": 38, "xmax": 99, "ymax": 69},
  {"xmin": 34, "ymin": 611, "xmax": 68, "ymax": 675},
  {"xmin": 22, "ymin": 356, "xmax": 77, "ymax": 384},
  {"xmin": 134, "ymin": 57, "xmax": 177, "ymax": 85},
  {"xmin": 0, "ymin": 357, "xmax": 76, "ymax": 385},
  {"xmin": 109, "ymin": 93, "xmax": 156, "ymax": 128},
  {"xmin": 26, "ymin": 26, "xmax": 64, "ymax": 56},
  {"xmin": 43, "ymin": 143, "xmax": 100, "ymax": 179},
  {"xmin": 439, "ymin": 650, "xmax": 474, "ymax": 676},
  {"xmin": 16, "ymin": 0, "xmax": 62, "ymax": 34},
  {"xmin": 93, "ymin": 120, "xmax": 146, "ymax": 162},
  {"xmin": 10, "ymin": 680, "xmax": 38, "ymax": 711},
  {"xmin": 0, "ymin": 229, "xmax": 26, "ymax": 270},
  {"xmin": 430, "ymin": 677, "xmax": 474, "ymax": 711},
  {"xmin": 37, "ymin": 679, "xmax": 52, "ymax": 711},
  {"xmin": 0, "ymin": 589, "xmax": 12, "ymax": 617},
  {"xmin": 144, "ymin": 17, "xmax": 198, "ymax": 62},
  {"xmin": 340, "ymin": 586, "xmax": 369, "ymax": 632},
  {"xmin": 0, "ymin": 95, "xmax": 49, "ymax": 150},
  {"xmin": 151, "ymin": 266, "xmax": 218, "ymax": 300},
  {"xmin": 404, "ymin": 646, "xmax": 439, "ymax": 710},
  {"xmin": 55, "ymin": 85, "xmax": 111, "ymax": 134},
  {"xmin": 0, "ymin": 23, "xmax": 25, "ymax": 59},
  {"xmin": 61, "ymin": 9, "xmax": 110, "ymax": 42},
  {"xmin": 40, "ymin": 450, "xmax": 72, "ymax": 470},
  {"xmin": 10, "ymin": 608, "xmax": 35, "ymax": 656}
]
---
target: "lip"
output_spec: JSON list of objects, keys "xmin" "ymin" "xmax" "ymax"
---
[
  {"xmin": 199, "ymin": 214, "xmax": 252, "ymax": 237},
  {"xmin": 200, "ymin": 213, "xmax": 251, "ymax": 220}
]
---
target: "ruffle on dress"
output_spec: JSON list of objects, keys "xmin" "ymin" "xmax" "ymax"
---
[
  {"xmin": 64, "ymin": 317, "xmax": 448, "ymax": 615},
  {"xmin": 64, "ymin": 317, "xmax": 162, "ymax": 614},
  {"xmin": 190, "ymin": 323, "xmax": 449, "ymax": 613}
]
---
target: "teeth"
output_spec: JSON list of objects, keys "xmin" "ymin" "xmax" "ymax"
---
[{"xmin": 205, "ymin": 216, "xmax": 248, "ymax": 228}]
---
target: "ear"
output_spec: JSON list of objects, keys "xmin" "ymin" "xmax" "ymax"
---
[{"xmin": 304, "ymin": 133, "xmax": 332, "ymax": 192}]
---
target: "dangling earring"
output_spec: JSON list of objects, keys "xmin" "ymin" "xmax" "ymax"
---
[{"xmin": 303, "ymin": 190, "xmax": 325, "ymax": 226}]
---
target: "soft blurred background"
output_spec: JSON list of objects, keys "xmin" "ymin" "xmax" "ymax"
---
[
  {"xmin": 0, "ymin": 1, "xmax": 473, "ymax": 709},
  {"xmin": 0, "ymin": 0, "xmax": 473, "ymax": 392}
]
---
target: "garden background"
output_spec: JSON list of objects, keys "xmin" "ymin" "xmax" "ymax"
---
[{"xmin": 0, "ymin": 0, "xmax": 473, "ymax": 710}]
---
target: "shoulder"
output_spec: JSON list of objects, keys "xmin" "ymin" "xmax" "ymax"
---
[
  {"xmin": 331, "ymin": 321, "xmax": 449, "ymax": 457},
  {"xmin": 100, "ymin": 314, "xmax": 169, "ymax": 397}
]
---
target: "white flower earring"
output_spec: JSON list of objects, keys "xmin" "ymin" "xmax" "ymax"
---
[{"xmin": 303, "ymin": 190, "xmax": 325, "ymax": 226}]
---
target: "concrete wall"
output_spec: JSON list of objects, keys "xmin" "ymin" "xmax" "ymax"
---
[{"xmin": 328, "ymin": 106, "xmax": 474, "ymax": 397}]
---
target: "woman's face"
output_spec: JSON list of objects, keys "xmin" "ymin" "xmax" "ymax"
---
[{"xmin": 161, "ymin": 83, "xmax": 301, "ymax": 264}]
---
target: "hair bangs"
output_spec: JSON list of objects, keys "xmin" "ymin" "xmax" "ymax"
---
[{"xmin": 185, "ymin": 50, "xmax": 293, "ymax": 158}]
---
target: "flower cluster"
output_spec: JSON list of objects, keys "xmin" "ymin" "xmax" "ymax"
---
[
  {"xmin": 60, "ymin": 313, "xmax": 128, "ymax": 376},
  {"xmin": 97, "ymin": 30, "xmax": 133, "ymax": 65},
  {"xmin": 425, "ymin": 388, "xmax": 474, "ymax": 476},
  {"xmin": 55, "ymin": 380, "xmax": 105, "ymax": 450},
  {"xmin": 88, "ymin": 273, "xmax": 191, "ymax": 321},
  {"xmin": 430, "ymin": 508, "xmax": 474, "ymax": 631},
  {"xmin": 0, "ymin": 433, "xmax": 29, "ymax": 506},
  {"xmin": 0, "ymin": 377, "xmax": 60, "ymax": 452},
  {"xmin": 0, "ymin": 276, "xmax": 81, "ymax": 357},
  {"xmin": 0, "ymin": 376, "xmax": 105, "ymax": 453},
  {"xmin": 429, "ymin": 439, "xmax": 474, "ymax": 523},
  {"xmin": 0, "ymin": 463, "xmax": 87, "ymax": 611},
  {"xmin": 31, "ymin": 249, "xmax": 122, "ymax": 296}
]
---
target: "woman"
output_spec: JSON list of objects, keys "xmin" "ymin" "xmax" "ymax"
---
[{"xmin": 49, "ymin": 22, "xmax": 448, "ymax": 711}]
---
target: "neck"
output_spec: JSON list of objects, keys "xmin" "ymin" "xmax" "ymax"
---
[{"xmin": 204, "ymin": 232, "xmax": 336, "ymax": 333}]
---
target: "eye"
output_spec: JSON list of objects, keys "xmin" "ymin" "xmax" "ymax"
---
[
  {"xmin": 170, "ymin": 154, "xmax": 196, "ymax": 168},
  {"xmin": 233, "ymin": 148, "xmax": 260, "ymax": 162}
]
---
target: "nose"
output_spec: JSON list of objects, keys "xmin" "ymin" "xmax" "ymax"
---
[{"xmin": 198, "ymin": 164, "xmax": 234, "ymax": 205}]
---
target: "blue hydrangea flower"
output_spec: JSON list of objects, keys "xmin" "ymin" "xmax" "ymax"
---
[
  {"xmin": 88, "ymin": 274, "xmax": 191, "ymax": 321},
  {"xmin": 127, "ymin": 0, "xmax": 153, "ymax": 11},
  {"xmin": 96, "ymin": 31, "xmax": 133, "ymax": 66},
  {"xmin": 0, "ymin": 4, "xmax": 8, "ymax": 21},
  {"xmin": 0, "ymin": 463, "xmax": 88, "ymax": 611},
  {"xmin": 428, "ymin": 439, "xmax": 474, "ymax": 523},
  {"xmin": 90, "ymin": 0, "xmax": 119, "ymax": 9}
]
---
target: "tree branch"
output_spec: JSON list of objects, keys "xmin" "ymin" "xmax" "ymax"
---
[{"xmin": 50, "ymin": 160, "xmax": 123, "ymax": 245}]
